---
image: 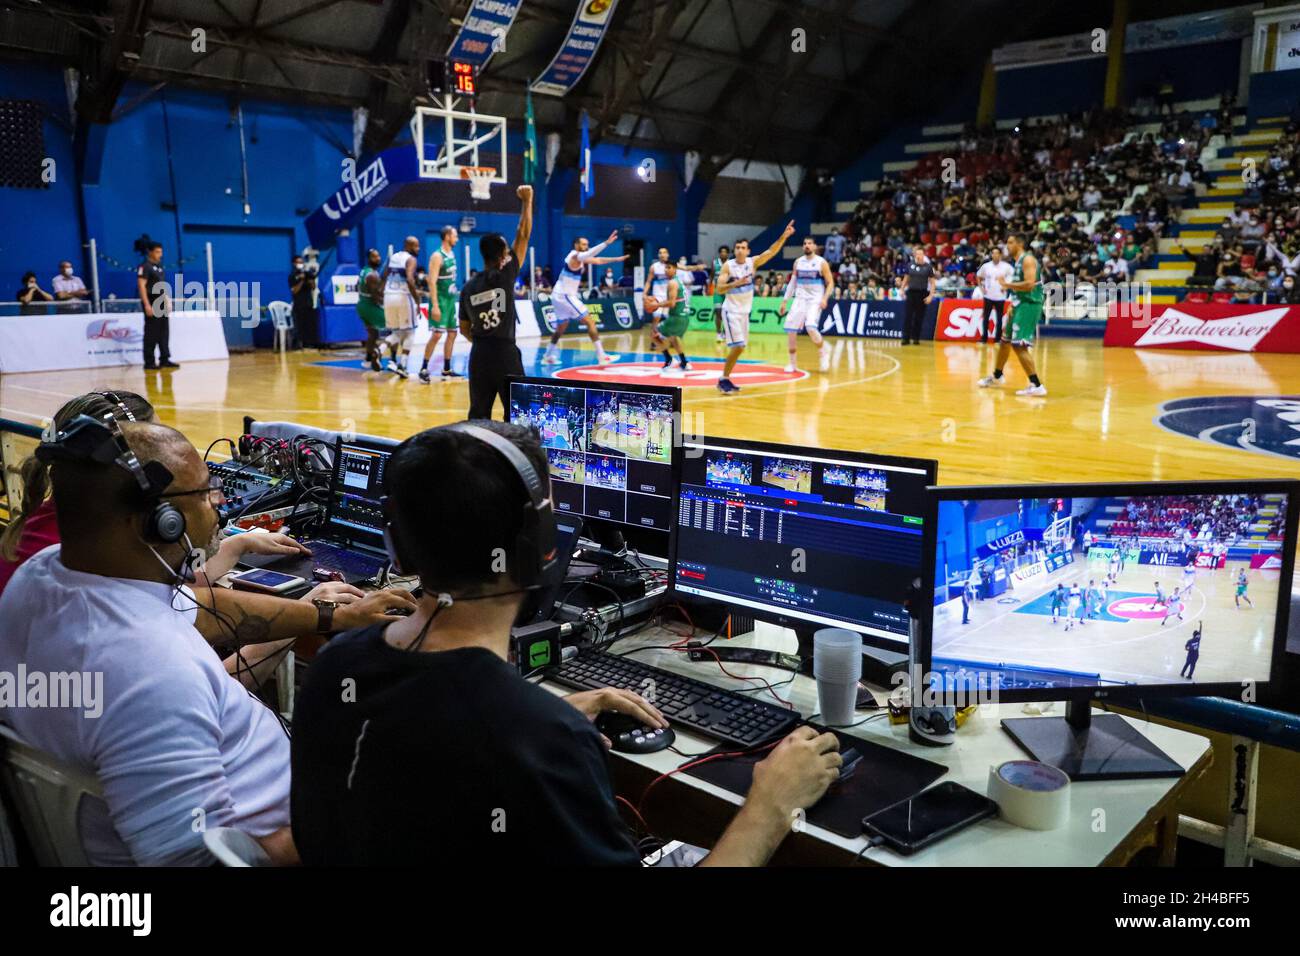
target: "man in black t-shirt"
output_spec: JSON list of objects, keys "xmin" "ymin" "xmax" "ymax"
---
[
  {"xmin": 289, "ymin": 256, "xmax": 318, "ymax": 348},
  {"xmin": 290, "ymin": 421, "xmax": 842, "ymax": 866},
  {"xmin": 898, "ymin": 247, "xmax": 935, "ymax": 345},
  {"xmin": 460, "ymin": 185, "xmax": 532, "ymax": 419},
  {"xmin": 136, "ymin": 242, "xmax": 177, "ymax": 368}
]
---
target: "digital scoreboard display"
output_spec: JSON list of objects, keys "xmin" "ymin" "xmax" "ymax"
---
[{"xmin": 451, "ymin": 61, "xmax": 477, "ymax": 97}]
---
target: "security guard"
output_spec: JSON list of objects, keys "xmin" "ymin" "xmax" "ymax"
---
[{"xmin": 136, "ymin": 241, "xmax": 176, "ymax": 369}]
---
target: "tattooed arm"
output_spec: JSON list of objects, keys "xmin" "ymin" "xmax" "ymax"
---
[{"xmin": 191, "ymin": 584, "xmax": 417, "ymax": 647}]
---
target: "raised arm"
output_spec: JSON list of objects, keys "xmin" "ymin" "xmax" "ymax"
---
[
  {"xmin": 752, "ymin": 220, "xmax": 796, "ymax": 269},
  {"xmin": 513, "ymin": 185, "xmax": 534, "ymax": 265}
]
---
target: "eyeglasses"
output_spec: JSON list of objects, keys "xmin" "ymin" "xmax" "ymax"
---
[{"xmin": 160, "ymin": 475, "xmax": 225, "ymax": 505}]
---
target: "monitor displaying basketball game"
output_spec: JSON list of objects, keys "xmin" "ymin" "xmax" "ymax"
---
[
  {"xmin": 673, "ymin": 436, "xmax": 936, "ymax": 647},
  {"xmin": 922, "ymin": 481, "xmax": 1299, "ymax": 701},
  {"xmin": 507, "ymin": 377, "xmax": 680, "ymax": 533}
]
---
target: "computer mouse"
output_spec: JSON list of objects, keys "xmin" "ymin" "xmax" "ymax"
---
[
  {"xmin": 595, "ymin": 711, "xmax": 675, "ymax": 754},
  {"xmin": 384, "ymin": 606, "xmax": 413, "ymax": 617}
]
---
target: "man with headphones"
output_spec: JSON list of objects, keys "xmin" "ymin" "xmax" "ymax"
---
[
  {"xmin": 0, "ymin": 415, "xmax": 414, "ymax": 865},
  {"xmin": 290, "ymin": 420, "xmax": 842, "ymax": 866}
]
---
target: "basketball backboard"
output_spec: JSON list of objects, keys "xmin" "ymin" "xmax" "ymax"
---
[{"xmin": 410, "ymin": 95, "xmax": 507, "ymax": 196}]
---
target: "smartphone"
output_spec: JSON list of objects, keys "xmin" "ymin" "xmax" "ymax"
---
[
  {"xmin": 861, "ymin": 781, "xmax": 997, "ymax": 855},
  {"xmin": 229, "ymin": 568, "xmax": 307, "ymax": 595}
]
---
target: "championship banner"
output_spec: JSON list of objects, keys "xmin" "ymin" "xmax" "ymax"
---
[
  {"xmin": 446, "ymin": 0, "xmax": 525, "ymax": 69},
  {"xmin": 531, "ymin": 0, "xmax": 622, "ymax": 97},
  {"xmin": 1103, "ymin": 303, "xmax": 1300, "ymax": 354}
]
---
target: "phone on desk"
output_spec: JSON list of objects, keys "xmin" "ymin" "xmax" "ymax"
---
[
  {"xmin": 861, "ymin": 781, "xmax": 997, "ymax": 855},
  {"xmin": 229, "ymin": 568, "xmax": 307, "ymax": 595}
]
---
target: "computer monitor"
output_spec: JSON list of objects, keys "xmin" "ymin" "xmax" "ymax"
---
[
  {"xmin": 324, "ymin": 436, "xmax": 398, "ymax": 554},
  {"xmin": 671, "ymin": 436, "xmax": 937, "ymax": 651},
  {"xmin": 919, "ymin": 480, "xmax": 1298, "ymax": 778},
  {"xmin": 506, "ymin": 377, "xmax": 680, "ymax": 548}
]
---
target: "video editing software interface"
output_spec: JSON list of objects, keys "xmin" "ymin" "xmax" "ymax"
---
[
  {"xmin": 328, "ymin": 439, "xmax": 394, "ymax": 551},
  {"xmin": 508, "ymin": 380, "xmax": 678, "ymax": 532},
  {"xmin": 930, "ymin": 489, "xmax": 1291, "ymax": 693},
  {"xmin": 674, "ymin": 439, "xmax": 934, "ymax": 643}
]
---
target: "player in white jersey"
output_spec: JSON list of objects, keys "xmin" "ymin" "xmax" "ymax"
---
[
  {"xmin": 541, "ymin": 230, "xmax": 628, "ymax": 366},
  {"xmin": 382, "ymin": 235, "xmax": 422, "ymax": 379},
  {"xmin": 645, "ymin": 247, "xmax": 672, "ymax": 328},
  {"xmin": 1181, "ymin": 559, "xmax": 1196, "ymax": 592},
  {"xmin": 777, "ymin": 236, "xmax": 832, "ymax": 374},
  {"xmin": 715, "ymin": 220, "xmax": 795, "ymax": 394}
]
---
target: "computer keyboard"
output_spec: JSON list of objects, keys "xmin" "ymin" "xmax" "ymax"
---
[
  {"xmin": 548, "ymin": 649, "xmax": 799, "ymax": 749},
  {"xmin": 302, "ymin": 541, "xmax": 385, "ymax": 579}
]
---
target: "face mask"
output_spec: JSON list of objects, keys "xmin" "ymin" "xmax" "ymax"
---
[{"xmin": 62, "ymin": 267, "xmax": 72, "ymax": 276}]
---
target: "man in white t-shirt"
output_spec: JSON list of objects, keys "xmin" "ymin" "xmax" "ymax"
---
[
  {"xmin": 0, "ymin": 420, "xmax": 414, "ymax": 864},
  {"xmin": 974, "ymin": 248, "xmax": 1013, "ymax": 344}
]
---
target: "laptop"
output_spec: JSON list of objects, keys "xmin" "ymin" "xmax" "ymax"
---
[{"xmin": 237, "ymin": 437, "xmax": 396, "ymax": 585}]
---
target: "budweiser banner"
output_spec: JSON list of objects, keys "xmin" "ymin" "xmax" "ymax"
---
[{"xmin": 1103, "ymin": 303, "xmax": 1300, "ymax": 353}]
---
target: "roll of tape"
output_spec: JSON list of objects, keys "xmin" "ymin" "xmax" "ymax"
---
[{"xmin": 987, "ymin": 760, "xmax": 1070, "ymax": 830}]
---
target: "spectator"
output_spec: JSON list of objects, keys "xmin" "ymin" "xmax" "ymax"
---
[
  {"xmin": 15, "ymin": 271, "xmax": 52, "ymax": 314},
  {"xmin": 51, "ymin": 260, "xmax": 89, "ymax": 305}
]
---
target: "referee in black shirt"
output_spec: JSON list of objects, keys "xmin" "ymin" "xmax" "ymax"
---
[
  {"xmin": 136, "ymin": 241, "xmax": 177, "ymax": 368},
  {"xmin": 898, "ymin": 247, "xmax": 935, "ymax": 345},
  {"xmin": 460, "ymin": 184, "xmax": 533, "ymax": 420}
]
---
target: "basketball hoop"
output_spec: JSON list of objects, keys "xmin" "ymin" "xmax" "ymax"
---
[{"xmin": 462, "ymin": 166, "xmax": 496, "ymax": 201}]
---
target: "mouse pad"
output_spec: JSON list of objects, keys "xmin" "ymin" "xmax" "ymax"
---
[{"xmin": 679, "ymin": 724, "xmax": 947, "ymax": 839}]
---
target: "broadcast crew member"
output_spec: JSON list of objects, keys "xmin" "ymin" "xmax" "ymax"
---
[{"xmin": 460, "ymin": 184, "xmax": 533, "ymax": 420}]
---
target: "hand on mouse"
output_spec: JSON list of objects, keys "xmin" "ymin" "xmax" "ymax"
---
[
  {"xmin": 300, "ymin": 581, "xmax": 365, "ymax": 605},
  {"xmin": 749, "ymin": 726, "xmax": 842, "ymax": 819},
  {"xmin": 564, "ymin": 687, "xmax": 667, "ymax": 747}
]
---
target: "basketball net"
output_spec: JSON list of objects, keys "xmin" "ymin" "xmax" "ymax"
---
[{"xmin": 462, "ymin": 166, "xmax": 495, "ymax": 201}]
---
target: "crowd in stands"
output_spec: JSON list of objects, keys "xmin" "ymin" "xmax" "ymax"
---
[
  {"xmin": 1177, "ymin": 117, "xmax": 1300, "ymax": 305},
  {"xmin": 1107, "ymin": 494, "xmax": 1284, "ymax": 543}
]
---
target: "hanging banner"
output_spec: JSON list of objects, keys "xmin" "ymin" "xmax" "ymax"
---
[
  {"xmin": 531, "ymin": 0, "xmax": 622, "ymax": 97},
  {"xmin": 446, "ymin": 0, "xmax": 525, "ymax": 68}
]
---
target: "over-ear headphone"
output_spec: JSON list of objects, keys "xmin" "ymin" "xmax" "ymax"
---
[
  {"xmin": 382, "ymin": 423, "xmax": 558, "ymax": 590},
  {"xmin": 35, "ymin": 413, "xmax": 186, "ymax": 544}
]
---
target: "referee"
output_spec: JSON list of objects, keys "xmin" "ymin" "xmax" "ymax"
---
[
  {"xmin": 136, "ymin": 241, "xmax": 177, "ymax": 368},
  {"xmin": 461, "ymin": 184, "xmax": 533, "ymax": 420},
  {"xmin": 898, "ymin": 247, "xmax": 934, "ymax": 345}
]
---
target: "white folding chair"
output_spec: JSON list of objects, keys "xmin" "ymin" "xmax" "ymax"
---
[
  {"xmin": 267, "ymin": 300, "xmax": 294, "ymax": 352},
  {"xmin": 203, "ymin": 827, "xmax": 272, "ymax": 867},
  {"xmin": 0, "ymin": 724, "xmax": 102, "ymax": 866}
]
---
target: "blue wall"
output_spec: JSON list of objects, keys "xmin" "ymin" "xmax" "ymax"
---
[
  {"xmin": 0, "ymin": 65, "xmax": 82, "ymax": 297},
  {"xmin": 1123, "ymin": 39, "xmax": 1242, "ymax": 105},
  {"xmin": 995, "ymin": 57, "xmax": 1109, "ymax": 117},
  {"xmin": 1248, "ymin": 69, "xmax": 1300, "ymax": 120}
]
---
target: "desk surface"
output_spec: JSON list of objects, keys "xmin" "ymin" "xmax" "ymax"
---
[{"xmin": 541, "ymin": 622, "xmax": 1213, "ymax": 867}]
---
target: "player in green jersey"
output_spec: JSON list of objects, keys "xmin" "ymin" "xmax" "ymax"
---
[
  {"xmin": 978, "ymin": 231, "xmax": 1047, "ymax": 397},
  {"xmin": 1050, "ymin": 583, "xmax": 1066, "ymax": 624},
  {"xmin": 357, "ymin": 248, "xmax": 387, "ymax": 372},
  {"xmin": 1235, "ymin": 568, "xmax": 1254, "ymax": 608},
  {"xmin": 648, "ymin": 262, "xmax": 693, "ymax": 373},
  {"xmin": 420, "ymin": 225, "xmax": 462, "ymax": 382}
]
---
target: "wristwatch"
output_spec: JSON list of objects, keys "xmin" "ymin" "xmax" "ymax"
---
[{"xmin": 313, "ymin": 599, "xmax": 338, "ymax": 635}]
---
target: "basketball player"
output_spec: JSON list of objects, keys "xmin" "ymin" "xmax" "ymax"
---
[
  {"xmin": 644, "ymin": 261, "xmax": 692, "ymax": 373},
  {"xmin": 1161, "ymin": 587, "xmax": 1185, "ymax": 626},
  {"xmin": 460, "ymin": 186, "xmax": 533, "ymax": 420},
  {"xmin": 1065, "ymin": 583, "xmax": 1083, "ymax": 631},
  {"xmin": 777, "ymin": 237, "xmax": 832, "ymax": 374},
  {"xmin": 357, "ymin": 248, "xmax": 386, "ymax": 372},
  {"xmin": 716, "ymin": 221, "xmax": 796, "ymax": 394},
  {"xmin": 1235, "ymin": 568, "xmax": 1254, "ymax": 608},
  {"xmin": 1181, "ymin": 557, "xmax": 1196, "ymax": 593},
  {"xmin": 712, "ymin": 245, "xmax": 730, "ymax": 342},
  {"xmin": 1085, "ymin": 579, "xmax": 1100, "ymax": 619},
  {"xmin": 978, "ymin": 232, "xmax": 1047, "ymax": 396},
  {"xmin": 420, "ymin": 226, "xmax": 461, "ymax": 382},
  {"xmin": 541, "ymin": 231, "xmax": 628, "ymax": 366},
  {"xmin": 382, "ymin": 236, "xmax": 422, "ymax": 379},
  {"xmin": 1050, "ymin": 583, "xmax": 1066, "ymax": 624},
  {"xmin": 1149, "ymin": 580, "xmax": 1167, "ymax": 610},
  {"xmin": 646, "ymin": 247, "xmax": 672, "ymax": 332}
]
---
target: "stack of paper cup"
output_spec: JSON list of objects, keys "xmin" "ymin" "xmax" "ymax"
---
[{"xmin": 813, "ymin": 628, "xmax": 862, "ymax": 725}]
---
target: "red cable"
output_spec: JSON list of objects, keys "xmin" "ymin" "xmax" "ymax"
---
[{"xmin": 637, "ymin": 739, "xmax": 780, "ymax": 817}]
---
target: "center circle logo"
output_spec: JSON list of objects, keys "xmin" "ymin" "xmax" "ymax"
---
[
  {"xmin": 1106, "ymin": 598, "xmax": 1166, "ymax": 620},
  {"xmin": 551, "ymin": 360, "xmax": 807, "ymax": 388}
]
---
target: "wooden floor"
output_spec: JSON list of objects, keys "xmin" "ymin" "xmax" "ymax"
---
[{"xmin": 3, "ymin": 333, "xmax": 1300, "ymax": 485}]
